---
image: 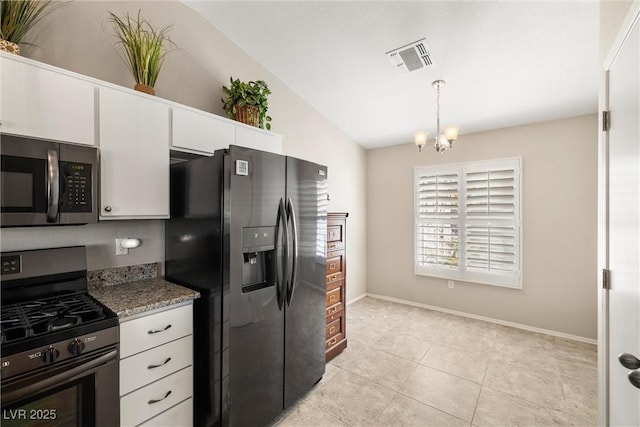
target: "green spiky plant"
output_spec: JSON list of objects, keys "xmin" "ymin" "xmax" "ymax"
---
[
  {"xmin": 0, "ymin": 0, "xmax": 66, "ymax": 53},
  {"xmin": 107, "ymin": 10, "xmax": 175, "ymax": 92},
  {"xmin": 222, "ymin": 77, "xmax": 272, "ymax": 130}
]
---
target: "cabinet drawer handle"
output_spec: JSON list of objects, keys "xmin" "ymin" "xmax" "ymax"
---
[
  {"xmin": 327, "ymin": 306, "xmax": 338, "ymax": 315},
  {"xmin": 328, "ymin": 243, "xmax": 336, "ymax": 249},
  {"xmin": 329, "ymin": 294, "xmax": 337, "ymax": 302},
  {"xmin": 327, "ymin": 274, "xmax": 338, "ymax": 282},
  {"xmin": 329, "ymin": 326, "xmax": 336, "ymax": 335},
  {"xmin": 147, "ymin": 357, "xmax": 172, "ymax": 369},
  {"xmin": 328, "ymin": 337, "xmax": 337, "ymax": 346},
  {"xmin": 148, "ymin": 324, "xmax": 172, "ymax": 334},
  {"xmin": 329, "ymin": 263, "xmax": 336, "ymax": 270},
  {"xmin": 104, "ymin": 205, "xmax": 112, "ymax": 213},
  {"xmin": 148, "ymin": 390, "xmax": 172, "ymax": 405}
]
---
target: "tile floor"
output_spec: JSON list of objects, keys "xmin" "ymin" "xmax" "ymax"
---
[{"xmin": 276, "ymin": 297, "xmax": 597, "ymax": 427}]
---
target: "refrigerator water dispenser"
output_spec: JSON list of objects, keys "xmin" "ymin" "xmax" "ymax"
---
[{"xmin": 241, "ymin": 226, "xmax": 277, "ymax": 293}]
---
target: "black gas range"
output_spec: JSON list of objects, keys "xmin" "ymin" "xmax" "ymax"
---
[{"xmin": 1, "ymin": 246, "xmax": 119, "ymax": 426}]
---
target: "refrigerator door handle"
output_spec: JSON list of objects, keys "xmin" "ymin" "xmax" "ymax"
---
[
  {"xmin": 286, "ymin": 197, "xmax": 299, "ymax": 306},
  {"xmin": 275, "ymin": 198, "xmax": 288, "ymax": 311}
]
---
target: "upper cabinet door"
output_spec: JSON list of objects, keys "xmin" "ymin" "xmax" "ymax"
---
[
  {"xmin": 171, "ymin": 106, "xmax": 235, "ymax": 154},
  {"xmin": 99, "ymin": 87, "xmax": 169, "ymax": 219},
  {"xmin": 235, "ymin": 125, "xmax": 283, "ymax": 155},
  {"xmin": 0, "ymin": 54, "xmax": 95, "ymax": 145}
]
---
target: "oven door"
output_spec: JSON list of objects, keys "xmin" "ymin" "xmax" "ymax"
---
[
  {"xmin": 1, "ymin": 347, "xmax": 119, "ymax": 427},
  {"xmin": 0, "ymin": 134, "xmax": 59, "ymax": 226}
]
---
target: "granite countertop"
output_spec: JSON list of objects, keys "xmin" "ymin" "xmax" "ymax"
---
[{"xmin": 90, "ymin": 278, "xmax": 200, "ymax": 319}]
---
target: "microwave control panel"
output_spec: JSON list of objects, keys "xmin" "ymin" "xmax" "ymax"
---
[{"xmin": 60, "ymin": 162, "xmax": 92, "ymax": 212}]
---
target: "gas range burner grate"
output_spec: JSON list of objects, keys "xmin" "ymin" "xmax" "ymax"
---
[{"xmin": 0, "ymin": 293, "xmax": 108, "ymax": 344}]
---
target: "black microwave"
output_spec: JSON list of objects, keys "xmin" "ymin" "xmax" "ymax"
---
[{"xmin": 1, "ymin": 134, "xmax": 98, "ymax": 227}]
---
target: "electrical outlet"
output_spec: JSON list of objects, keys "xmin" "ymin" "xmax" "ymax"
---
[
  {"xmin": 115, "ymin": 238, "xmax": 128, "ymax": 256},
  {"xmin": 448, "ymin": 280, "xmax": 455, "ymax": 289}
]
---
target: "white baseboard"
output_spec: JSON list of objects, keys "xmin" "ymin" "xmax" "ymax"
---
[
  {"xmin": 365, "ymin": 293, "xmax": 597, "ymax": 345},
  {"xmin": 346, "ymin": 293, "xmax": 367, "ymax": 306}
]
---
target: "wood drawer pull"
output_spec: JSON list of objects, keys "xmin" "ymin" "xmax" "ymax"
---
[
  {"xmin": 329, "ymin": 294, "xmax": 337, "ymax": 302},
  {"xmin": 147, "ymin": 357, "xmax": 172, "ymax": 369},
  {"xmin": 148, "ymin": 324, "xmax": 172, "ymax": 334},
  {"xmin": 328, "ymin": 337, "xmax": 337, "ymax": 346},
  {"xmin": 148, "ymin": 390, "xmax": 172, "ymax": 405},
  {"xmin": 327, "ymin": 306, "xmax": 338, "ymax": 315},
  {"xmin": 329, "ymin": 326, "xmax": 336, "ymax": 335},
  {"xmin": 329, "ymin": 263, "xmax": 336, "ymax": 270}
]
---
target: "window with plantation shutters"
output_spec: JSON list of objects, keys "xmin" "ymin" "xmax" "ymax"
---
[
  {"xmin": 414, "ymin": 158, "xmax": 522, "ymax": 288},
  {"xmin": 415, "ymin": 167, "xmax": 462, "ymax": 278}
]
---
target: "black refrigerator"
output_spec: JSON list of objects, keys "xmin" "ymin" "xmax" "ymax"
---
[{"xmin": 165, "ymin": 145, "xmax": 327, "ymax": 427}]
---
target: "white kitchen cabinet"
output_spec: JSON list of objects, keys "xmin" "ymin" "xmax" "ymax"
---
[
  {"xmin": 0, "ymin": 53, "xmax": 95, "ymax": 145},
  {"xmin": 98, "ymin": 86, "xmax": 169, "ymax": 219},
  {"xmin": 119, "ymin": 303, "xmax": 194, "ymax": 427},
  {"xmin": 171, "ymin": 106, "xmax": 235, "ymax": 154},
  {"xmin": 235, "ymin": 124, "xmax": 283, "ymax": 154},
  {"xmin": 121, "ymin": 366, "xmax": 193, "ymax": 426},
  {"xmin": 141, "ymin": 398, "xmax": 193, "ymax": 427},
  {"xmin": 120, "ymin": 304, "xmax": 193, "ymax": 358}
]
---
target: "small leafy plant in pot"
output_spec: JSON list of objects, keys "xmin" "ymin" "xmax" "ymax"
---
[
  {"xmin": 222, "ymin": 77, "xmax": 272, "ymax": 130},
  {"xmin": 107, "ymin": 10, "xmax": 176, "ymax": 96},
  {"xmin": 0, "ymin": 0, "xmax": 67, "ymax": 55}
]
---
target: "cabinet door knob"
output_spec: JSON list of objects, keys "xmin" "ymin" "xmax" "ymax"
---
[{"xmin": 104, "ymin": 205, "xmax": 112, "ymax": 212}]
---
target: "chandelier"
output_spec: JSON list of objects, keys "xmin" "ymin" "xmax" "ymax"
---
[{"xmin": 414, "ymin": 80, "xmax": 460, "ymax": 153}]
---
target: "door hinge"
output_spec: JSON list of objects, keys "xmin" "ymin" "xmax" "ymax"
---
[
  {"xmin": 602, "ymin": 110, "xmax": 611, "ymax": 132},
  {"xmin": 603, "ymin": 268, "xmax": 611, "ymax": 290}
]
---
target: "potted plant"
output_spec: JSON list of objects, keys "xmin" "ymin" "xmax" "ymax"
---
[
  {"xmin": 0, "ymin": 0, "xmax": 66, "ymax": 55},
  {"xmin": 107, "ymin": 10, "xmax": 175, "ymax": 96},
  {"xmin": 222, "ymin": 77, "xmax": 272, "ymax": 130}
]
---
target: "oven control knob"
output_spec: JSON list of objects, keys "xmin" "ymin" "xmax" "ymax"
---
[
  {"xmin": 42, "ymin": 346, "xmax": 60, "ymax": 364},
  {"xmin": 69, "ymin": 338, "xmax": 86, "ymax": 355}
]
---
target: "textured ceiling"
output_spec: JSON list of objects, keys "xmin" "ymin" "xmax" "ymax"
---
[{"xmin": 184, "ymin": 1, "xmax": 599, "ymax": 149}]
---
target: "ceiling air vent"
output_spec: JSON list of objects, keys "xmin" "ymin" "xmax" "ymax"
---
[{"xmin": 386, "ymin": 38, "xmax": 434, "ymax": 73}]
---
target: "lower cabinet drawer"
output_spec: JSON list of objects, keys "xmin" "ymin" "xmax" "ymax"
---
[
  {"xmin": 140, "ymin": 398, "xmax": 193, "ymax": 427},
  {"xmin": 326, "ymin": 271, "xmax": 344, "ymax": 284},
  {"xmin": 326, "ymin": 251, "xmax": 344, "ymax": 275},
  {"xmin": 326, "ymin": 332, "xmax": 344, "ymax": 350},
  {"xmin": 325, "ymin": 287, "xmax": 342, "ymax": 306},
  {"xmin": 326, "ymin": 316, "xmax": 342, "ymax": 340},
  {"xmin": 120, "ymin": 335, "xmax": 193, "ymax": 395},
  {"xmin": 326, "ymin": 302, "xmax": 343, "ymax": 318},
  {"xmin": 120, "ymin": 304, "xmax": 193, "ymax": 358},
  {"xmin": 120, "ymin": 366, "xmax": 193, "ymax": 427}
]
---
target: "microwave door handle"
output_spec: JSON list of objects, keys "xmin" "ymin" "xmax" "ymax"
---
[{"xmin": 46, "ymin": 149, "xmax": 60, "ymax": 222}]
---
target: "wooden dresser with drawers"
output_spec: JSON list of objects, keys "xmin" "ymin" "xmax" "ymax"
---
[{"xmin": 325, "ymin": 212, "xmax": 348, "ymax": 362}]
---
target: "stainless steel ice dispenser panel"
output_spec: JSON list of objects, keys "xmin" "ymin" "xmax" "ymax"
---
[{"xmin": 241, "ymin": 226, "xmax": 276, "ymax": 252}]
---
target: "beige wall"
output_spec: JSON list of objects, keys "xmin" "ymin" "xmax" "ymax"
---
[
  {"xmin": 367, "ymin": 115, "xmax": 598, "ymax": 339},
  {"xmin": 3, "ymin": 0, "xmax": 367, "ymax": 300}
]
